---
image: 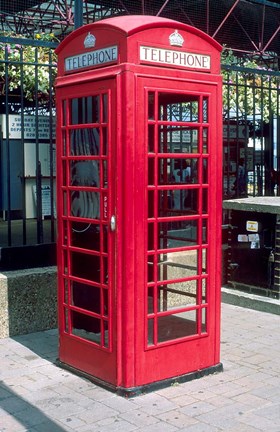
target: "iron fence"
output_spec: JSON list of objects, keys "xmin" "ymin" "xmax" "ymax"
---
[
  {"xmin": 1, "ymin": 35, "xmax": 280, "ymax": 270},
  {"xmin": 0, "ymin": 36, "xmax": 57, "ymax": 269},
  {"xmin": 222, "ymin": 63, "xmax": 280, "ymax": 199}
]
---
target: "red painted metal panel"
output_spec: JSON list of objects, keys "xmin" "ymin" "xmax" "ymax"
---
[
  {"xmin": 55, "ymin": 15, "xmax": 221, "ymax": 77},
  {"xmin": 132, "ymin": 76, "xmax": 222, "ymax": 386},
  {"xmin": 55, "ymin": 15, "xmax": 222, "ymax": 391},
  {"xmin": 56, "ymin": 78, "xmax": 118, "ymax": 384}
]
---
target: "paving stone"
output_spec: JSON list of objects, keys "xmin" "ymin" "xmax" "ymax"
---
[
  {"xmin": 154, "ymin": 409, "xmax": 198, "ymax": 428},
  {"xmin": 166, "ymin": 394, "xmax": 199, "ymax": 407},
  {"xmin": 102, "ymin": 394, "xmax": 138, "ymax": 413},
  {"xmin": 176, "ymin": 424, "xmax": 219, "ymax": 432},
  {"xmin": 0, "ymin": 413, "xmax": 28, "ymax": 432},
  {"xmin": 0, "ymin": 304, "xmax": 279, "ymax": 431},
  {"xmin": 238, "ymin": 412, "xmax": 280, "ymax": 432},
  {"xmin": 81, "ymin": 417, "xmax": 139, "ymax": 432},
  {"xmin": 179, "ymin": 400, "xmax": 216, "ymax": 417},
  {"xmin": 130, "ymin": 422, "xmax": 179, "ymax": 432},
  {"xmin": 120, "ymin": 409, "xmax": 160, "ymax": 426},
  {"xmin": 132, "ymin": 393, "xmax": 177, "ymax": 415}
]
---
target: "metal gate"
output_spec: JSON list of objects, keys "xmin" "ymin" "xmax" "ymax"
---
[
  {"xmin": 222, "ymin": 59, "xmax": 280, "ymax": 199},
  {"xmin": 1, "ymin": 35, "xmax": 280, "ymax": 272},
  {"xmin": 0, "ymin": 35, "xmax": 57, "ymax": 269}
]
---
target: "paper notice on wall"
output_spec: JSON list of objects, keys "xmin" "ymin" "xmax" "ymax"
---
[
  {"xmin": 238, "ymin": 234, "xmax": 248, "ymax": 242},
  {"xmin": 248, "ymin": 233, "xmax": 260, "ymax": 242},
  {"xmin": 251, "ymin": 241, "xmax": 260, "ymax": 249},
  {"xmin": 246, "ymin": 220, "xmax": 259, "ymax": 232},
  {"xmin": 32, "ymin": 185, "xmax": 56, "ymax": 218}
]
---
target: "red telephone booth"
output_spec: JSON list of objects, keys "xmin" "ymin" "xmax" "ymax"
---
[{"xmin": 55, "ymin": 15, "xmax": 223, "ymax": 396}]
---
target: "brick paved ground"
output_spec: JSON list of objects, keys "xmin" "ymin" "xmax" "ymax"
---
[{"xmin": 0, "ymin": 303, "xmax": 279, "ymax": 431}]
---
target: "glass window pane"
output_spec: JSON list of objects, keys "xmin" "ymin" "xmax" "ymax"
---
[
  {"xmin": 71, "ymin": 252, "xmax": 100, "ymax": 283},
  {"xmin": 148, "ymin": 191, "xmax": 155, "ymax": 218},
  {"xmin": 71, "ymin": 281, "xmax": 100, "ymax": 313},
  {"xmin": 102, "ymin": 256, "xmax": 108, "ymax": 285},
  {"xmin": 62, "ymin": 130, "xmax": 67, "ymax": 157},
  {"xmin": 62, "ymin": 224, "xmax": 68, "ymax": 248},
  {"xmin": 63, "ymin": 100, "xmax": 67, "ymax": 126},
  {"xmin": 157, "ymin": 189, "xmax": 173, "ymax": 215},
  {"xmin": 102, "ymin": 225, "xmax": 108, "ymax": 253},
  {"xmin": 158, "ymin": 188, "xmax": 199, "ymax": 214},
  {"xmin": 202, "ymin": 218, "xmax": 208, "ymax": 244},
  {"xmin": 72, "ymin": 313, "xmax": 101, "ymax": 343},
  {"xmin": 148, "ymin": 124, "xmax": 155, "ymax": 153},
  {"xmin": 158, "ymin": 250, "xmax": 199, "ymax": 282},
  {"xmin": 63, "ymin": 278, "xmax": 69, "ymax": 303},
  {"xmin": 148, "ymin": 258, "xmax": 157, "ymax": 283},
  {"xmin": 103, "ymin": 289, "xmax": 108, "ymax": 317},
  {"xmin": 202, "ymin": 248, "xmax": 207, "ymax": 274},
  {"xmin": 148, "ymin": 318, "xmax": 155, "ymax": 346},
  {"xmin": 147, "ymin": 223, "xmax": 155, "ymax": 251},
  {"xmin": 70, "ymin": 128, "xmax": 100, "ymax": 156},
  {"xmin": 102, "ymin": 93, "xmax": 108, "ymax": 123},
  {"xmin": 71, "ymin": 190, "xmax": 100, "ymax": 219},
  {"xmin": 63, "ymin": 190, "xmax": 68, "ymax": 216},
  {"xmin": 148, "ymin": 157, "xmax": 155, "ymax": 185},
  {"xmin": 202, "ymin": 188, "xmax": 208, "ymax": 214},
  {"xmin": 159, "ymin": 126, "xmax": 199, "ymax": 153},
  {"xmin": 158, "ymin": 93, "xmax": 199, "ymax": 122},
  {"xmin": 157, "ymin": 310, "xmax": 198, "ymax": 342},
  {"xmin": 158, "ymin": 158, "xmax": 197, "ymax": 185},
  {"xmin": 148, "ymin": 92, "xmax": 155, "ymax": 120},
  {"xmin": 202, "ymin": 279, "xmax": 207, "ymax": 303},
  {"xmin": 202, "ymin": 158, "xmax": 208, "ymax": 183},
  {"xmin": 159, "ymin": 279, "xmax": 198, "ymax": 311},
  {"xmin": 158, "ymin": 220, "xmax": 199, "ymax": 248},
  {"xmin": 147, "ymin": 286, "xmax": 156, "ymax": 312},
  {"xmin": 71, "ymin": 222, "xmax": 100, "ymax": 249},
  {"xmin": 103, "ymin": 320, "xmax": 109, "ymax": 347},
  {"xmin": 70, "ymin": 96, "xmax": 100, "ymax": 124},
  {"xmin": 203, "ymin": 97, "xmax": 208, "ymax": 123},
  {"xmin": 102, "ymin": 160, "xmax": 108, "ymax": 188},
  {"xmin": 203, "ymin": 128, "xmax": 209, "ymax": 153},
  {"xmin": 71, "ymin": 160, "xmax": 99, "ymax": 187},
  {"xmin": 102, "ymin": 127, "xmax": 108, "ymax": 155},
  {"xmin": 64, "ymin": 308, "xmax": 69, "ymax": 332},
  {"xmin": 201, "ymin": 307, "xmax": 207, "ymax": 333},
  {"xmin": 89, "ymin": 95, "xmax": 100, "ymax": 123}
]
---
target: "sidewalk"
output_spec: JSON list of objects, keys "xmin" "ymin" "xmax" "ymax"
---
[{"xmin": 0, "ymin": 303, "xmax": 279, "ymax": 432}]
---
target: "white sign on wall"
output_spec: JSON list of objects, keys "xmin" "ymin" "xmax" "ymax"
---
[{"xmin": 0, "ymin": 114, "xmax": 55, "ymax": 140}]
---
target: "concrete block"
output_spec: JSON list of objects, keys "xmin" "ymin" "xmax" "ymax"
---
[{"xmin": 0, "ymin": 266, "xmax": 57, "ymax": 337}]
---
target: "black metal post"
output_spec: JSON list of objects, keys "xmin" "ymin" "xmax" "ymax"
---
[{"xmin": 74, "ymin": 0, "xmax": 83, "ymax": 29}]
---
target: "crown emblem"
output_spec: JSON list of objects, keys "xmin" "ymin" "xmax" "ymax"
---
[
  {"xmin": 84, "ymin": 32, "xmax": 96, "ymax": 49},
  {"xmin": 169, "ymin": 30, "xmax": 184, "ymax": 47}
]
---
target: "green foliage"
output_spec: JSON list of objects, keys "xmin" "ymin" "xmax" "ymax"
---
[
  {"xmin": 0, "ymin": 33, "xmax": 57, "ymax": 103},
  {"xmin": 221, "ymin": 48, "xmax": 280, "ymax": 122}
]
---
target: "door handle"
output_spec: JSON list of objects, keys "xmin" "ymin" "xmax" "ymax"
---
[{"xmin": 110, "ymin": 215, "xmax": 116, "ymax": 232}]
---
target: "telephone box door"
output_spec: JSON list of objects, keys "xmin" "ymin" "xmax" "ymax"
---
[
  {"xmin": 56, "ymin": 79, "xmax": 117, "ymax": 384},
  {"xmin": 135, "ymin": 77, "xmax": 222, "ymax": 385}
]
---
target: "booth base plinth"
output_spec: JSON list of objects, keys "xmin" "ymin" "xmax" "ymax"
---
[{"xmin": 56, "ymin": 360, "xmax": 223, "ymax": 398}]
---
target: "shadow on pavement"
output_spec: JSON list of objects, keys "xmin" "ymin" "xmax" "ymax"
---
[{"xmin": 0, "ymin": 382, "xmax": 67, "ymax": 431}]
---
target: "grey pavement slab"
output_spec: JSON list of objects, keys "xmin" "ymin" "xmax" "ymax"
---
[{"xmin": 0, "ymin": 303, "xmax": 279, "ymax": 431}]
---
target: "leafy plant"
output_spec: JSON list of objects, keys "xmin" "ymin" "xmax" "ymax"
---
[
  {"xmin": 221, "ymin": 48, "xmax": 280, "ymax": 122},
  {"xmin": 0, "ymin": 32, "xmax": 57, "ymax": 103}
]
